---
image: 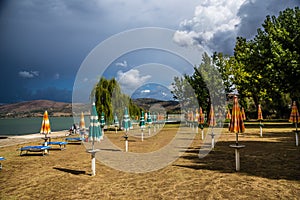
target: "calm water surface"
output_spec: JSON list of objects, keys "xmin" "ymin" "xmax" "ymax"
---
[{"xmin": 0, "ymin": 116, "xmax": 90, "ymax": 136}]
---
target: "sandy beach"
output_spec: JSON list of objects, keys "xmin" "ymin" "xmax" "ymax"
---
[
  {"xmin": 0, "ymin": 124, "xmax": 299, "ymax": 199},
  {"xmin": 0, "ymin": 130, "xmax": 68, "ymax": 148}
]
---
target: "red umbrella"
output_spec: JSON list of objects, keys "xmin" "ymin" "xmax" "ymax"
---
[{"xmin": 229, "ymin": 96, "xmax": 245, "ymax": 145}]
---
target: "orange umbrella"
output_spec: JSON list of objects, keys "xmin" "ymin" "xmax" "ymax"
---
[
  {"xmin": 198, "ymin": 107, "xmax": 205, "ymax": 140},
  {"xmin": 257, "ymin": 104, "xmax": 263, "ymax": 121},
  {"xmin": 198, "ymin": 107, "xmax": 205, "ymax": 125},
  {"xmin": 40, "ymin": 110, "xmax": 51, "ymax": 137},
  {"xmin": 80, "ymin": 112, "xmax": 86, "ymax": 130},
  {"xmin": 241, "ymin": 107, "xmax": 246, "ymax": 120},
  {"xmin": 257, "ymin": 104, "xmax": 264, "ymax": 137},
  {"xmin": 289, "ymin": 101, "xmax": 299, "ymax": 146},
  {"xmin": 226, "ymin": 109, "xmax": 231, "ymax": 120},
  {"xmin": 289, "ymin": 101, "xmax": 299, "ymax": 126},
  {"xmin": 208, "ymin": 104, "xmax": 216, "ymax": 127},
  {"xmin": 229, "ymin": 96, "xmax": 245, "ymax": 145}
]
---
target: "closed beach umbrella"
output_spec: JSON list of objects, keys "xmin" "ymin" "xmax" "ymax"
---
[
  {"xmin": 88, "ymin": 102, "xmax": 102, "ymax": 176},
  {"xmin": 241, "ymin": 107, "xmax": 246, "ymax": 120},
  {"xmin": 289, "ymin": 101, "xmax": 299, "ymax": 146},
  {"xmin": 122, "ymin": 107, "xmax": 130, "ymax": 132},
  {"xmin": 229, "ymin": 96, "xmax": 245, "ymax": 145},
  {"xmin": 198, "ymin": 107, "xmax": 205, "ymax": 140},
  {"xmin": 100, "ymin": 112, "xmax": 105, "ymax": 139},
  {"xmin": 208, "ymin": 104, "xmax": 216, "ymax": 148},
  {"xmin": 80, "ymin": 112, "xmax": 85, "ymax": 130},
  {"xmin": 229, "ymin": 96, "xmax": 245, "ymax": 171},
  {"xmin": 226, "ymin": 109, "xmax": 231, "ymax": 120},
  {"xmin": 208, "ymin": 104, "xmax": 216, "ymax": 127},
  {"xmin": 258, "ymin": 104, "xmax": 264, "ymax": 137},
  {"xmin": 140, "ymin": 111, "xmax": 145, "ymax": 141},
  {"xmin": 147, "ymin": 111, "xmax": 152, "ymax": 124},
  {"xmin": 199, "ymin": 107, "xmax": 205, "ymax": 125},
  {"xmin": 40, "ymin": 110, "xmax": 51, "ymax": 138},
  {"xmin": 114, "ymin": 113, "xmax": 119, "ymax": 127},
  {"xmin": 289, "ymin": 101, "xmax": 299, "ymax": 127},
  {"xmin": 89, "ymin": 103, "xmax": 102, "ymax": 150},
  {"xmin": 139, "ymin": 111, "xmax": 145, "ymax": 129},
  {"xmin": 113, "ymin": 113, "xmax": 119, "ymax": 133}
]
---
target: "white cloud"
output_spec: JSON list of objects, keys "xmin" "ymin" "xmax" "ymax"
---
[
  {"xmin": 18, "ymin": 70, "xmax": 39, "ymax": 78},
  {"xmin": 117, "ymin": 69, "xmax": 151, "ymax": 92},
  {"xmin": 141, "ymin": 89, "xmax": 150, "ymax": 93},
  {"xmin": 174, "ymin": 0, "xmax": 246, "ymax": 54},
  {"xmin": 115, "ymin": 61, "xmax": 127, "ymax": 67}
]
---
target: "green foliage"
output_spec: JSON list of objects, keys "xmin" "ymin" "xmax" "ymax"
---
[
  {"xmin": 216, "ymin": 7, "xmax": 299, "ymax": 118},
  {"xmin": 93, "ymin": 77, "xmax": 141, "ymax": 124}
]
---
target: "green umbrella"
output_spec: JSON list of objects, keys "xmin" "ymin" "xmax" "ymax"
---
[
  {"xmin": 140, "ymin": 111, "xmax": 145, "ymax": 141},
  {"xmin": 88, "ymin": 102, "xmax": 102, "ymax": 176}
]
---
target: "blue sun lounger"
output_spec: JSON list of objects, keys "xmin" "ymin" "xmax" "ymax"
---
[
  {"xmin": 0, "ymin": 157, "xmax": 5, "ymax": 170},
  {"xmin": 19, "ymin": 146, "xmax": 51, "ymax": 156},
  {"xmin": 65, "ymin": 137, "xmax": 84, "ymax": 143},
  {"xmin": 47, "ymin": 141, "xmax": 68, "ymax": 150}
]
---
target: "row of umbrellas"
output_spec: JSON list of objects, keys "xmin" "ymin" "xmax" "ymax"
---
[{"xmin": 39, "ymin": 99, "xmax": 299, "ymax": 174}]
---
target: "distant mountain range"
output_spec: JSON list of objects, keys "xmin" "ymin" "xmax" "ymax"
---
[{"xmin": 0, "ymin": 98, "xmax": 180, "ymax": 118}]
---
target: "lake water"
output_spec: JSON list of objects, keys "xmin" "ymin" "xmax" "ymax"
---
[{"xmin": 0, "ymin": 116, "xmax": 90, "ymax": 136}]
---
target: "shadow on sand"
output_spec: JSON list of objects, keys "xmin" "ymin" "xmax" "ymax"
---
[
  {"xmin": 174, "ymin": 131, "xmax": 300, "ymax": 181},
  {"xmin": 53, "ymin": 167, "xmax": 86, "ymax": 175}
]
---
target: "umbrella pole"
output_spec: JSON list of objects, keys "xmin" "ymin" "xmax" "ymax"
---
[
  {"xmin": 201, "ymin": 128, "xmax": 204, "ymax": 140},
  {"xmin": 236, "ymin": 133, "xmax": 239, "ymax": 146},
  {"xmin": 141, "ymin": 129, "xmax": 144, "ymax": 141},
  {"xmin": 260, "ymin": 120, "xmax": 263, "ymax": 137},
  {"xmin": 211, "ymin": 127, "xmax": 215, "ymax": 149}
]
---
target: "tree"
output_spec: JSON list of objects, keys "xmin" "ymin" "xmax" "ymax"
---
[{"xmin": 93, "ymin": 77, "xmax": 141, "ymax": 124}]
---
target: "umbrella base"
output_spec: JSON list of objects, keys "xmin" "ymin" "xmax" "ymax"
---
[{"xmin": 229, "ymin": 144, "xmax": 245, "ymax": 171}]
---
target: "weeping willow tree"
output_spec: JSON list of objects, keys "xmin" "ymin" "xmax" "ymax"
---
[{"xmin": 93, "ymin": 77, "xmax": 141, "ymax": 124}]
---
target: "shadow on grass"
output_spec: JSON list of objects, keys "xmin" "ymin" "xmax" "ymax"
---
[
  {"xmin": 53, "ymin": 167, "xmax": 86, "ymax": 175},
  {"xmin": 174, "ymin": 131, "xmax": 300, "ymax": 181}
]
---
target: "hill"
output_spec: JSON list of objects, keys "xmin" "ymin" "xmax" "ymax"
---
[
  {"xmin": 0, "ymin": 98, "xmax": 180, "ymax": 118},
  {"xmin": 132, "ymin": 98, "xmax": 180, "ymax": 113},
  {"xmin": 0, "ymin": 100, "xmax": 73, "ymax": 118}
]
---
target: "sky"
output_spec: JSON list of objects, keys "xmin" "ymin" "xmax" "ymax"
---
[{"xmin": 0, "ymin": 0, "xmax": 299, "ymax": 103}]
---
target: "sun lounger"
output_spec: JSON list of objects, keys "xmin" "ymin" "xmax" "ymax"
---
[
  {"xmin": 65, "ymin": 137, "xmax": 84, "ymax": 143},
  {"xmin": 47, "ymin": 141, "xmax": 68, "ymax": 150},
  {"xmin": 19, "ymin": 146, "xmax": 51, "ymax": 156},
  {"xmin": 0, "ymin": 157, "xmax": 5, "ymax": 170}
]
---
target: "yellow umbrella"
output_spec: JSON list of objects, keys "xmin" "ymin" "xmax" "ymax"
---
[
  {"xmin": 40, "ymin": 110, "xmax": 51, "ymax": 137},
  {"xmin": 80, "ymin": 112, "xmax": 86, "ymax": 130}
]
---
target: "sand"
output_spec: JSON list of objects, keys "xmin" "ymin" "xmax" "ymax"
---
[{"xmin": 0, "ymin": 124, "xmax": 299, "ymax": 199}]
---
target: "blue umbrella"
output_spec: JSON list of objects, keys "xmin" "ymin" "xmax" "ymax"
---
[{"xmin": 88, "ymin": 103, "xmax": 102, "ymax": 150}]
